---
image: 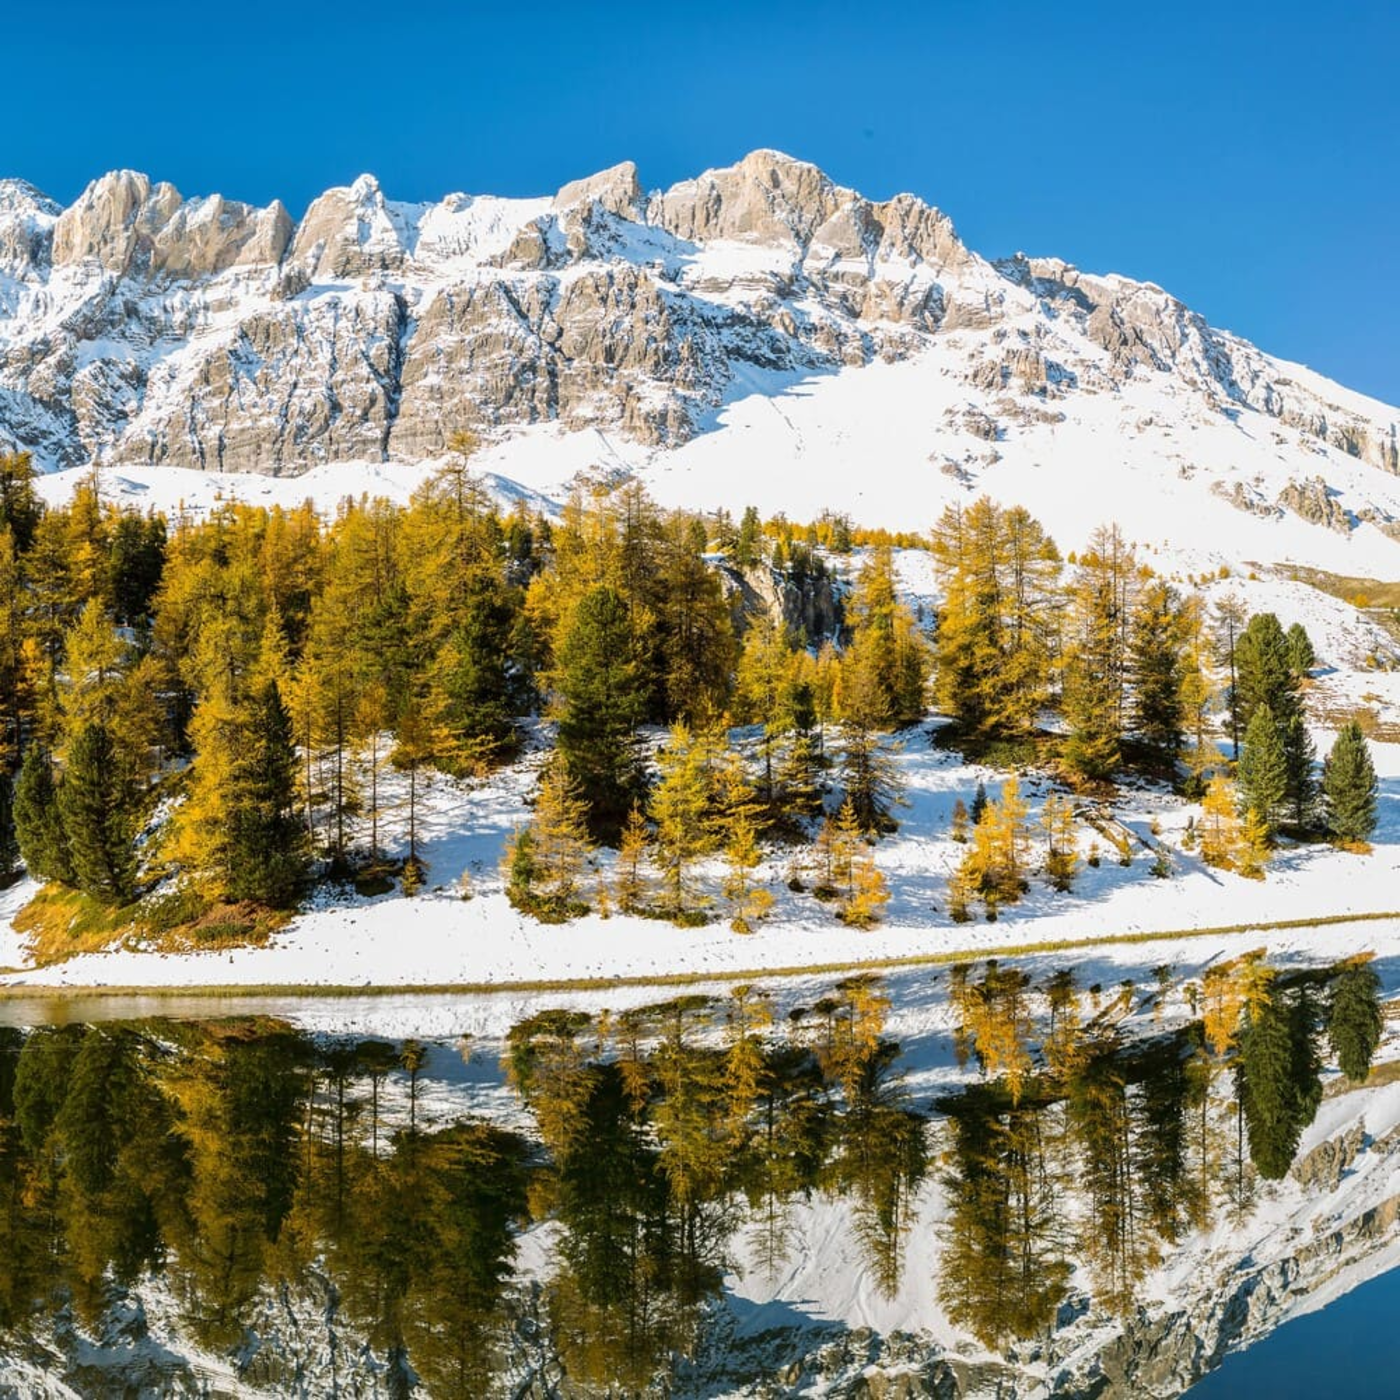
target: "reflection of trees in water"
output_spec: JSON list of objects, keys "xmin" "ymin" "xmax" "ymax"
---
[
  {"xmin": 507, "ymin": 978, "xmax": 930, "ymax": 1389},
  {"xmin": 0, "ymin": 953, "xmax": 1379, "ymax": 1392},
  {"xmin": 937, "ymin": 954, "xmax": 1383, "ymax": 1345}
]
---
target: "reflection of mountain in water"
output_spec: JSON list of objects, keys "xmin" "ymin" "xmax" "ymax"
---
[{"xmin": 0, "ymin": 956, "xmax": 1391, "ymax": 1397}]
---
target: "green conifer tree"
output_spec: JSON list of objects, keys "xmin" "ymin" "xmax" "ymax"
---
[
  {"xmin": 1128, "ymin": 579, "xmax": 1186, "ymax": 767},
  {"xmin": 58, "ymin": 722, "xmax": 137, "ymax": 905},
  {"xmin": 0, "ymin": 768, "xmax": 19, "ymax": 886},
  {"xmin": 1237, "ymin": 985, "xmax": 1318, "ymax": 1180},
  {"xmin": 554, "ymin": 586, "xmax": 648, "ymax": 841},
  {"xmin": 1281, "ymin": 710, "xmax": 1316, "ymax": 830},
  {"xmin": 1286, "ymin": 622, "xmax": 1317, "ymax": 679},
  {"xmin": 13, "ymin": 745, "xmax": 73, "ymax": 884},
  {"xmin": 1236, "ymin": 703, "xmax": 1288, "ymax": 838},
  {"xmin": 1322, "ymin": 720, "xmax": 1378, "ymax": 846},
  {"xmin": 1234, "ymin": 613, "xmax": 1301, "ymax": 733},
  {"xmin": 224, "ymin": 681, "xmax": 308, "ymax": 907},
  {"xmin": 1328, "ymin": 962, "xmax": 1383, "ymax": 1083}
]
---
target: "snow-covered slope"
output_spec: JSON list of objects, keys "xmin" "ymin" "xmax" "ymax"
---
[{"xmin": 4, "ymin": 151, "xmax": 1399, "ymax": 577}]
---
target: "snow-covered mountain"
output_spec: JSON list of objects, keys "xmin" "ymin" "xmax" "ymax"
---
[{"xmin": 3, "ymin": 150, "xmax": 1399, "ymax": 572}]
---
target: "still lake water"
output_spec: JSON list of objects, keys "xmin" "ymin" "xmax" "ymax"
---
[
  {"xmin": 0, "ymin": 975, "xmax": 1394, "ymax": 1398},
  {"xmin": 1189, "ymin": 1262, "xmax": 1400, "ymax": 1397}
]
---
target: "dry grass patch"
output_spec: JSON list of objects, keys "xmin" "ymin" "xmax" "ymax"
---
[{"xmin": 11, "ymin": 885, "xmax": 290, "ymax": 967}]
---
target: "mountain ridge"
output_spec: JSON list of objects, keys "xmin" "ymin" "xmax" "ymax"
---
[{"xmin": 1, "ymin": 149, "xmax": 1398, "ymax": 576}]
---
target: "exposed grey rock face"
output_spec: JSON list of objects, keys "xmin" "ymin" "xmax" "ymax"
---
[
  {"xmin": 51, "ymin": 170, "xmax": 292, "ymax": 279},
  {"xmin": 1278, "ymin": 475, "xmax": 1353, "ymax": 533},
  {"xmin": 0, "ymin": 149, "xmax": 1397, "ymax": 507}
]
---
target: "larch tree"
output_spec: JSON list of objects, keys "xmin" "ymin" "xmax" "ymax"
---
[
  {"xmin": 716, "ymin": 754, "xmax": 772, "ymax": 934},
  {"xmin": 841, "ymin": 837, "xmax": 890, "ymax": 929},
  {"xmin": 613, "ymin": 803, "xmax": 651, "ymax": 914},
  {"xmin": 1041, "ymin": 794, "xmax": 1079, "ymax": 892},
  {"xmin": 1214, "ymin": 592, "xmax": 1248, "ymax": 758},
  {"xmin": 1198, "ymin": 775, "xmax": 1242, "ymax": 870},
  {"xmin": 1062, "ymin": 525, "xmax": 1136, "ymax": 780},
  {"xmin": 510, "ymin": 757, "xmax": 593, "ymax": 921},
  {"xmin": 735, "ymin": 615, "xmax": 798, "ymax": 807},
  {"xmin": 930, "ymin": 499, "xmax": 1060, "ymax": 742},
  {"xmin": 835, "ymin": 636, "xmax": 904, "ymax": 834},
  {"xmin": 649, "ymin": 723, "xmax": 715, "ymax": 920},
  {"xmin": 1177, "ymin": 592, "xmax": 1217, "ymax": 794}
]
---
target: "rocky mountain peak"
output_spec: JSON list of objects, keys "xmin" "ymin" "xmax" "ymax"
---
[
  {"xmin": 289, "ymin": 173, "xmax": 420, "ymax": 277},
  {"xmin": 651, "ymin": 148, "xmax": 848, "ymax": 248},
  {"xmin": 1, "ymin": 149, "xmax": 1397, "ymax": 555},
  {"xmin": 47, "ymin": 170, "xmax": 293, "ymax": 279},
  {"xmin": 553, "ymin": 160, "xmax": 642, "ymax": 217},
  {"xmin": 51, "ymin": 170, "xmax": 180, "ymax": 271},
  {"xmin": 0, "ymin": 179, "xmax": 60, "ymax": 217}
]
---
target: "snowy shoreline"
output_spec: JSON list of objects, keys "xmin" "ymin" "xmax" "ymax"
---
[{"xmin": 3, "ymin": 904, "xmax": 1398, "ymax": 1002}]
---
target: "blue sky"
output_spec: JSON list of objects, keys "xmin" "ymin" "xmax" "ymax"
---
[{"xmin": 10, "ymin": 1, "xmax": 1398, "ymax": 401}]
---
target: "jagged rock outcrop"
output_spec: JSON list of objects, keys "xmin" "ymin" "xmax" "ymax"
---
[
  {"xmin": 1278, "ymin": 474, "xmax": 1353, "ymax": 533},
  {"xmin": 0, "ymin": 149, "xmax": 1397, "ymax": 539},
  {"xmin": 51, "ymin": 170, "xmax": 292, "ymax": 279},
  {"xmin": 721, "ymin": 558, "xmax": 844, "ymax": 644}
]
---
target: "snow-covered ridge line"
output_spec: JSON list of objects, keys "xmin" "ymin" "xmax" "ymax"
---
[{"xmin": 2, "ymin": 149, "xmax": 1398, "ymax": 584}]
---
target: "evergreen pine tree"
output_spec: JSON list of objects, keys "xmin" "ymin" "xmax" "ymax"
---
[
  {"xmin": 224, "ymin": 681, "xmax": 308, "ymax": 907},
  {"xmin": 1128, "ymin": 579, "xmax": 1186, "ymax": 767},
  {"xmin": 554, "ymin": 586, "xmax": 648, "ymax": 841},
  {"xmin": 734, "ymin": 505, "xmax": 763, "ymax": 568},
  {"xmin": 1237, "ymin": 983, "xmax": 1320, "ymax": 1180},
  {"xmin": 1328, "ymin": 962, "xmax": 1383, "ymax": 1083},
  {"xmin": 0, "ymin": 450, "xmax": 43, "ymax": 554},
  {"xmin": 1286, "ymin": 622, "xmax": 1317, "ymax": 679},
  {"xmin": 1235, "ymin": 612, "xmax": 1301, "ymax": 733},
  {"xmin": 0, "ymin": 768, "xmax": 18, "ymax": 886},
  {"xmin": 1236, "ymin": 703, "xmax": 1288, "ymax": 838},
  {"xmin": 58, "ymin": 722, "xmax": 138, "ymax": 905},
  {"xmin": 1321, "ymin": 720, "xmax": 1378, "ymax": 846},
  {"xmin": 13, "ymin": 745, "xmax": 73, "ymax": 884},
  {"xmin": 1235, "ymin": 987, "xmax": 1295, "ymax": 1179},
  {"xmin": 503, "ymin": 826, "xmax": 538, "ymax": 911},
  {"xmin": 1281, "ymin": 710, "xmax": 1316, "ymax": 829}
]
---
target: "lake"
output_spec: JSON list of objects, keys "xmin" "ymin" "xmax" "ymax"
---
[{"xmin": 0, "ymin": 959, "xmax": 1394, "ymax": 1397}]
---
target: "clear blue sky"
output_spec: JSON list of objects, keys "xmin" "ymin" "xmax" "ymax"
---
[{"xmin": 9, "ymin": 1, "xmax": 1398, "ymax": 402}]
